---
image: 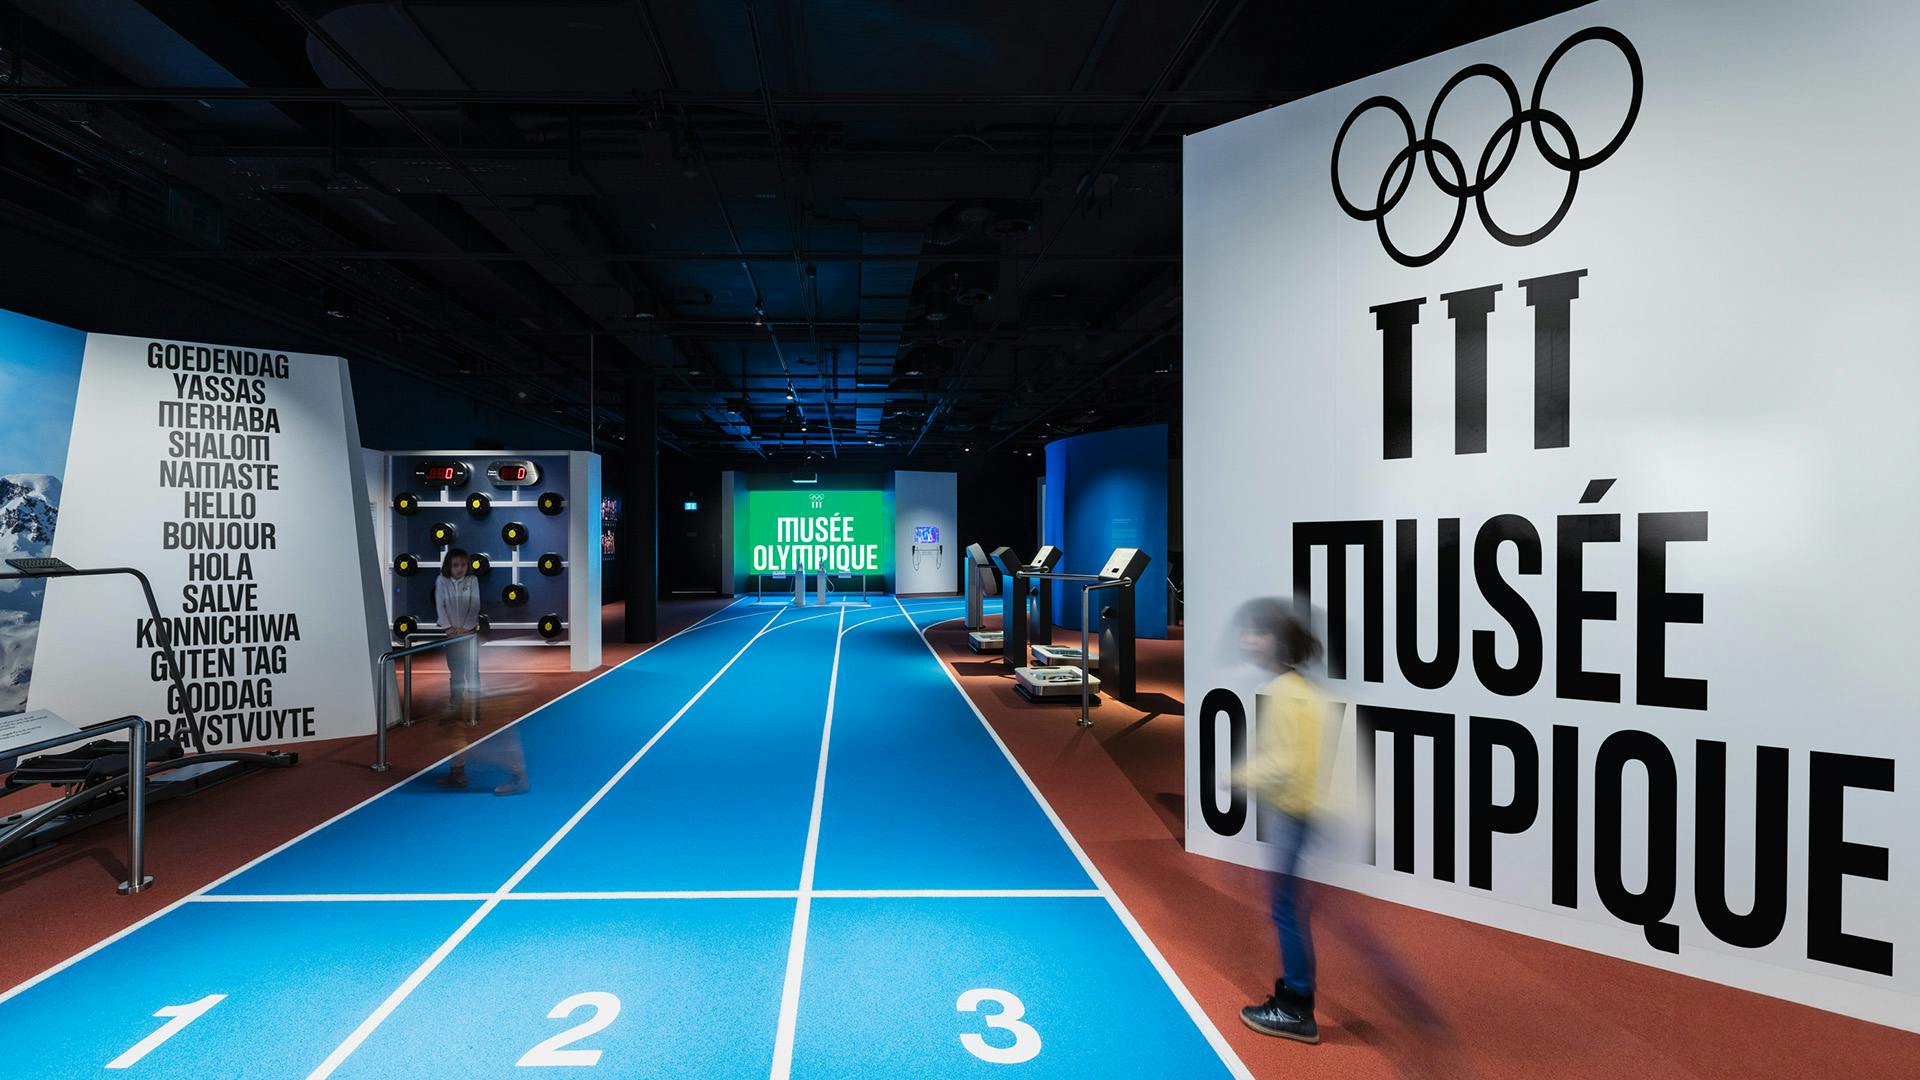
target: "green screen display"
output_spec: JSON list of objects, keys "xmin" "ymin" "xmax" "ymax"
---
[{"xmin": 744, "ymin": 489, "xmax": 891, "ymax": 574}]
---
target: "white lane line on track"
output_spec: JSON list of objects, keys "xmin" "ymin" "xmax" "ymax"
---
[
  {"xmin": 303, "ymin": 602, "xmax": 791, "ymax": 1080},
  {"xmin": 759, "ymin": 608, "xmax": 846, "ymax": 634},
  {"xmin": 767, "ymin": 602, "xmax": 847, "ymax": 1080},
  {"xmin": 189, "ymin": 893, "xmax": 498, "ymax": 903},
  {"xmin": 0, "ymin": 596, "xmax": 760, "ymax": 1009},
  {"xmin": 808, "ymin": 889, "xmax": 1105, "ymax": 899},
  {"xmin": 187, "ymin": 888, "xmax": 1104, "ymax": 903},
  {"xmin": 892, "ymin": 596, "xmax": 1255, "ymax": 1080},
  {"xmin": 833, "ymin": 601, "xmax": 967, "ymax": 638}
]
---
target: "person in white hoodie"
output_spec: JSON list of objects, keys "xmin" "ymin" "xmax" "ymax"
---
[
  {"xmin": 434, "ymin": 547, "xmax": 481, "ymax": 722},
  {"xmin": 433, "ymin": 548, "xmax": 528, "ymax": 795}
]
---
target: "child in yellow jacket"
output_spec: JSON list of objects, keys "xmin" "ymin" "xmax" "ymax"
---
[{"xmin": 1231, "ymin": 598, "xmax": 1325, "ymax": 1043}]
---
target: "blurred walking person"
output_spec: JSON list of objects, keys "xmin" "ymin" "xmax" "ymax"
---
[{"xmin": 1232, "ymin": 597, "xmax": 1325, "ymax": 1043}]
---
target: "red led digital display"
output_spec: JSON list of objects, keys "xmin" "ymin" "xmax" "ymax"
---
[
  {"xmin": 498, "ymin": 464, "xmax": 527, "ymax": 481},
  {"xmin": 415, "ymin": 459, "xmax": 470, "ymax": 485}
]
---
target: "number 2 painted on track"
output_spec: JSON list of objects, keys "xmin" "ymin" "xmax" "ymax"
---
[
  {"xmin": 106, "ymin": 994, "xmax": 226, "ymax": 1070},
  {"xmin": 517, "ymin": 991, "xmax": 622, "ymax": 1067},
  {"xmin": 957, "ymin": 988, "xmax": 1042, "ymax": 1065}
]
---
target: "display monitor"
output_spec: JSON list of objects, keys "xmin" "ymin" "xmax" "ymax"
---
[
  {"xmin": 913, "ymin": 525, "xmax": 939, "ymax": 544},
  {"xmin": 743, "ymin": 489, "xmax": 891, "ymax": 576}
]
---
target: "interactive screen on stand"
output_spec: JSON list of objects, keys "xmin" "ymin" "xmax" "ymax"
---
[{"xmin": 741, "ymin": 489, "xmax": 892, "ymax": 583}]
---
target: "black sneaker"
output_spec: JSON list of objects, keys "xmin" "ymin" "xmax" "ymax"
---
[{"xmin": 1240, "ymin": 980, "xmax": 1319, "ymax": 1044}]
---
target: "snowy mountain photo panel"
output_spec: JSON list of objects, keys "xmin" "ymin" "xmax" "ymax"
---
[{"xmin": 0, "ymin": 308, "xmax": 85, "ymax": 714}]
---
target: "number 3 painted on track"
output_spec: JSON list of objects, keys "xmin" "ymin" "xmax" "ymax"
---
[
  {"xmin": 517, "ymin": 991, "xmax": 622, "ymax": 1067},
  {"xmin": 957, "ymin": 988, "xmax": 1042, "ymax": 1065}
]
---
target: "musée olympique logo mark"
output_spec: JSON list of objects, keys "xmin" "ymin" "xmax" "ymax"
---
[{"xmin": 1331, "ymin": 26, "xmax": 1643, "ymax": 268}]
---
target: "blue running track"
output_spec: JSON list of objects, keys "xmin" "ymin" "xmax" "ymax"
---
[{"xmin": 0, "ymin": 596, "xmax": 1250, "ymax": 1079}]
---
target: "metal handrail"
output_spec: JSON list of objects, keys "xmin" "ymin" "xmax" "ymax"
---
[
  {"xmin": 0, "ymin": 564, "xmax": 203, "ymax": 753},
  {"xmin": 0, "ymin": 713, "xmax": 152, "ymax": 894},
  {"xmin": 1076, "ymin": 579, "xmax": 1133, "ymax": 727},
  {"xmin": 1016, "ymin": 571, "xmax": 1134, "ymax": 728},
  {"xmin": 825, "ymin": 571, "xmax": 874, "ymax": 605},
  {"xmin": 373, "ymin": 630, "xmax": 476, "ymax": 772}
]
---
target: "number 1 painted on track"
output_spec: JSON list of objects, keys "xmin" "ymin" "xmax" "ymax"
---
[{"xmin": 106, "ymin": 994, "xmax": 225, "ymax": 1070}]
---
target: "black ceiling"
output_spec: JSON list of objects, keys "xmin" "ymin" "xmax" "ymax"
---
[{"xmin": 0, "ymin": 0, "xmax": 1585, "ymax": 460}]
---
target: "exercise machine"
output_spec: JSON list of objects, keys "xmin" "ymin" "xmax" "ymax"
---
[
  {"xmin": 1, "ymin": 728, "xmax": 297, "ymax": 876},
  {"xmin": 963, "ymin": 543, "xmax": 998, "ymax": 648},
  {"xmin": 1012, "ymin": 547, "xmax": 1152, "ymax": 725},
  {"xmin": 974, "ymin": 546, "xmax": 1063, "ymax": 657},
  {"xmin": 0, "ymin": 557, "xmax": 297, "ymax": 889}
]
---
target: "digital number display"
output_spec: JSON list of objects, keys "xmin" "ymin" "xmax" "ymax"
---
[
  {"xmin": 414, "ymin": 460, "xmax": 470, "ymax": 486},
  {"xmin": 486, "ymin": 459, "xmax": 541, "ymax": 488}
]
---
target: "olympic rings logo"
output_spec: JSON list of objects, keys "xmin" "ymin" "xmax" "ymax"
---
[{"xmin": 1331, "ymin": 27, "xmax": 1643, "ymax": 268}]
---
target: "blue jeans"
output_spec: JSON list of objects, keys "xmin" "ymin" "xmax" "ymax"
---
[{"xmin": 1265, "ymin": 808, "xmax": 1316, "ymax": 997}]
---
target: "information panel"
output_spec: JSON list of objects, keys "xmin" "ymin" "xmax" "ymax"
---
[
  {"xmin": 1183, "ymin": 0, "xmax": 1916, "ymax": 1030},
  {"xmin": 27, "ymin": 335, "xmax": 386, "ymax": 748},
  {"xmin": 743, "ymin": 490, "xmax": 890, "ymax": 576}
]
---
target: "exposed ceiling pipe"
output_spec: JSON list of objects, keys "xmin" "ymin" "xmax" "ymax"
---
[
  {"xmin": 632, "ymin": 0, "xmax": 808, "ymax": 457},
  {"xmin": 987, "ymin": 324, "xmax": 1178, "ymax": 451},
  {"xmin": 0, "ymin": 86, "xmax": 1300, "ymax": 106},
  {"xmin": 908, "ymin": 0, "xmax": 1224, "ymax": 454},
  {"xmin": 1132, "ymin": 0, "xmax": 1252, "ymax": 150},
  {"xmin": 153, "ymin": 249, "xmax": 1179, "ymax": 264},
  {"xmin": 745, "ymin": 0, "xmax": 836, "ymax": 458},
  {"xmin": 276, "ymin": 3, "xmax": 589, "ymax": 292}
]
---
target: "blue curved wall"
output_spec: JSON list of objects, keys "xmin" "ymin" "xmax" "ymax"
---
[{"xmin": 1042, "ymin": 423, "xmax": 1168, "ymax": 639}]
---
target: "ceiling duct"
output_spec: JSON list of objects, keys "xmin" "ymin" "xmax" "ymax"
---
[
  {"xmin": 896, "ymin": 342, "xmax": 954, "ymax": 378},
  {"xmin": 915, "ymin": 262, "xmax": 998, "ymax": 321},
  {"xmin": 928, "ymin": 199, "xmax": 1040, "ymax": 245}
]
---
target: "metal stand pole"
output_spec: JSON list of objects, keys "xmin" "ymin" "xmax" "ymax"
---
[
  {"xmin": 1079, "ymin": 586, "xmax": 1093, "ymax": 728},
  {"xmin": 371, "ymin": 632, "xmax": 475, "ymax": 770},
  {"xmin": 374, "ymin": 665, "xmax": 391, "ymax": 772},
  {"xmin": 118, "ymin": 718, "xmax": 152, "ymax": 894}
]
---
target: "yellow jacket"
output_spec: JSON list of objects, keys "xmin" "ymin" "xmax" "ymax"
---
[{"xmin": 1233, "ymin": 670, "xmax": 1323, "ymax": 818}]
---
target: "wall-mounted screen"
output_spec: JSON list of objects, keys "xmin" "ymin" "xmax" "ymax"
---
[
  {"xmin": 913, "ymin": 525, "xmax": 939, "ymax": 544},
  {"xmin": 744, "ymin": 489, "xmax": 891, "ymax": 575}
]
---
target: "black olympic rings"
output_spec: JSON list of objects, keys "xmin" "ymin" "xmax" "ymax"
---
[{"xmin": 1330, "ymin": 27, "xmax": 1642, "ymax": 268}]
